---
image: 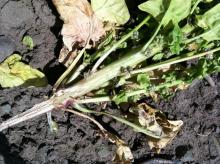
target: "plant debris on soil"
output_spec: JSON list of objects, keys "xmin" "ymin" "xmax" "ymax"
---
[{"xmin": 0, "ymin": 0, "xmax": 220, "ymax": 163}]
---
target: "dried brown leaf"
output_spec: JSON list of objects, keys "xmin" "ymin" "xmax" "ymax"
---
[
  {"xmin": 104, "ymin": 132, "xmax": 133, "ymax": 163},
  {"xmin": 130, "ymin": 103, "xmax": 183, "ymax": 153},
  {"xmin": 52, "ymin": 0, "xmax": 105, "ymax": 65},
  {"xmin": 59, "ymin": 48, "xmax": 77, "ymax": 67},
  {"xmin": 53, "ymin": 0, "xmax": 105, "ymax": 51}
]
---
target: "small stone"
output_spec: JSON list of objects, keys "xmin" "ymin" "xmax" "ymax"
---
[
  {"xmin": 193, "ymin": 123, "xmax": 200, "ymax": 132},
  {"xmin": 181, "ymin": 150, "xmax": 194, "ymax": 162},
  {"xmin": 0, "ymin": 36, "xmax": 16, "ymax": 62},
  {"xmin": 216, "ymin": 126, "xmax": 220, "ymax": 134},
  {"xmin": 63, "ymin": 159, "xmax": 68, "ymax": 164},
  {"xmin": 97, "ymin": 146, "xmax": 111, "ymax": 158},
  {"xmin": 168, "ymin": 113, "xmax": 175, "ymax": 120},
  {"xmin": 0, "ymin": 103, "xmax": 12, "ymax": 114},
  {"xmin": 22, "ymin": 145, "xmax": 37, "ymax": 161}
]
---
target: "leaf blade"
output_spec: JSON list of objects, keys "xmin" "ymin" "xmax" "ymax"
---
[
  {"xmin": 91, "ymin": 0, "xmax": 130, "ymax": 25},
  {"xmin": 0, "ymin": 54, "xmax": 47, "ymax": 88}
]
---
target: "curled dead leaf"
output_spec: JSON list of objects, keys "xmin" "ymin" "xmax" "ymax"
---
[
  {"xmin": 101, "ymin": 131, "xmax": 134, "ymax": 163},
  {"xmin": 52, "ymin": 0, "xmax": 105, "ymax": 65},
  {"xmin": 53, "ymin": 0, "xmax": 105, "ymax": 51},
  {"xmin": 59, "ymin": 48, "xmax": 77, "ymax": 67},
  {"xmin": 114, "ymin": 144, "xmax": 134, "ymax": 164},
  {"xmin": 130, "ymin": 103, "xmax": 183, "ymax": 153}
]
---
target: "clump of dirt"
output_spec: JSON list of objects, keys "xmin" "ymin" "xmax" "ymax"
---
[{"xmin": 0, "ymin": 0, "xmax": 220, "ymax": 164}]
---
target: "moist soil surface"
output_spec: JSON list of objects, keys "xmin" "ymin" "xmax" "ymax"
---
[{"xmin": 0, "ymin": 0, "xmax": 220, "ymax": 164}]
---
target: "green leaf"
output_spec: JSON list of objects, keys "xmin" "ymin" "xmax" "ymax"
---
[
  {"xmin": 169, "ymin": 25, "xmax": 183, "ymax": 54},
  {"xmin": 196, "ymin": 4, "xmax": 220, "ymax": 41},
  {"xmin": 197, "ymin": 4, "xmax": 220, "ymax": 29},
  {"xmin": 152, "ymin": 53, "xmax": 164, "ymax": 61},
  {"xmin": 138, "ymin": 0, "xmax": 164, "ymax": 18},
  {"xmin": 162, "ymin": 72, "xmax": 177, "ymax": 83},
  {"xmin": 137, "ymin": 73, "xmax": 150, "ymax": 89},
  {"xmin": 0, "ymin": 54, "xmax": 47, "ymax": 88},
  {"xmin": 91, "ymin": 0, "xmax": 130, "ymax": 25},
  {"xmin": 22, "ymin": 35, "xmax": 34, "ymax": 50},
  {"xmin": 139, "ymin": 0, "xmax": 191, "ymax": 26},
  {"xmin": 113, "ymin": 92, "xmax": 128, "ymax": 104}
]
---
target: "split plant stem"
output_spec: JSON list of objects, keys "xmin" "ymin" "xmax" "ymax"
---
[
  {"xmin": 0, "ymin": 47, "xmax": 219, "ymax": 131},
  {"xmin": 0, "ymin": 45, "xmax": 160, "ymax": 131},
  {"xmin": 54, "ymin": 45, "xmax": 162, "ymax": 103},
  {"xmin": 91, "ymin": 16, "xmax": 151, "ymax": 72}
]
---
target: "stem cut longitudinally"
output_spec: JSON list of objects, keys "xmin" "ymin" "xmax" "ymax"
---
[
  {"xmin": 1, "ymin": 46, "xmax": 220, "ymax": 131},
  {"xmin": 0, "ymin": 45, "xmax": 160, "ymax": 131}
]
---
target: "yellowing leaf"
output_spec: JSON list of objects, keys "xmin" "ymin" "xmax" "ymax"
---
[
  {"xmin": 0, "ymin": 54, "xmax": 47, "ymax": 88},
  {"xmin": 91, "ymin": 0, "xmax": 130, "ymax": 25},
  {"xmin": 130, "ymin": 103, "xmax": 183, "ymax": 153},
  {"xmin": 52, "ymin": 0, "xmax": 105, "ymax": 51}
]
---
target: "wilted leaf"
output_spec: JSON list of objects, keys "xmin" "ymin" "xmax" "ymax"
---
[
  {"xmin": 52, "ymin": 0, "xmax": 105, "ymax": 51},
  {"xmin": 196, "ymin": 4, "xmax": 220, "ymax": 41},
  {"xmin": 22, "ymin": 35, "xmax": 34, "ymax": 50},
  {"xmin": 130, "ymin": 103, "xmax": 183, "ymax": 153},
  {"xmin": 91, "ymin": 0, "xmax": 130, "ymax": 25},
  {"xmin": 0, "ymin": 54, "xmax": 47, "ymax": 88},
  {"xmin": 139, "ymin": 0, "xmax": 191, "ymax": 26}
]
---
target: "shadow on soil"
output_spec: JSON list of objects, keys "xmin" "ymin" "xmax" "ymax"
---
[{"xmin": 0, "ymin": 133, "xmax": 25, "ymax": 164}]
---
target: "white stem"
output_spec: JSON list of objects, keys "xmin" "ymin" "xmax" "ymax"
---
[
  {"xmin": 0, "ymin": 100, "xmax": 54, "ymax": 131},
  {"xmin": 66, "ymin": 62, "xmax": 88, "ymax": 84}
]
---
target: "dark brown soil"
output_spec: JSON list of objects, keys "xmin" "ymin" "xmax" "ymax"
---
[{"xmin": 0, "ymin": 0, "xmax": 220, "ymax": 164}]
